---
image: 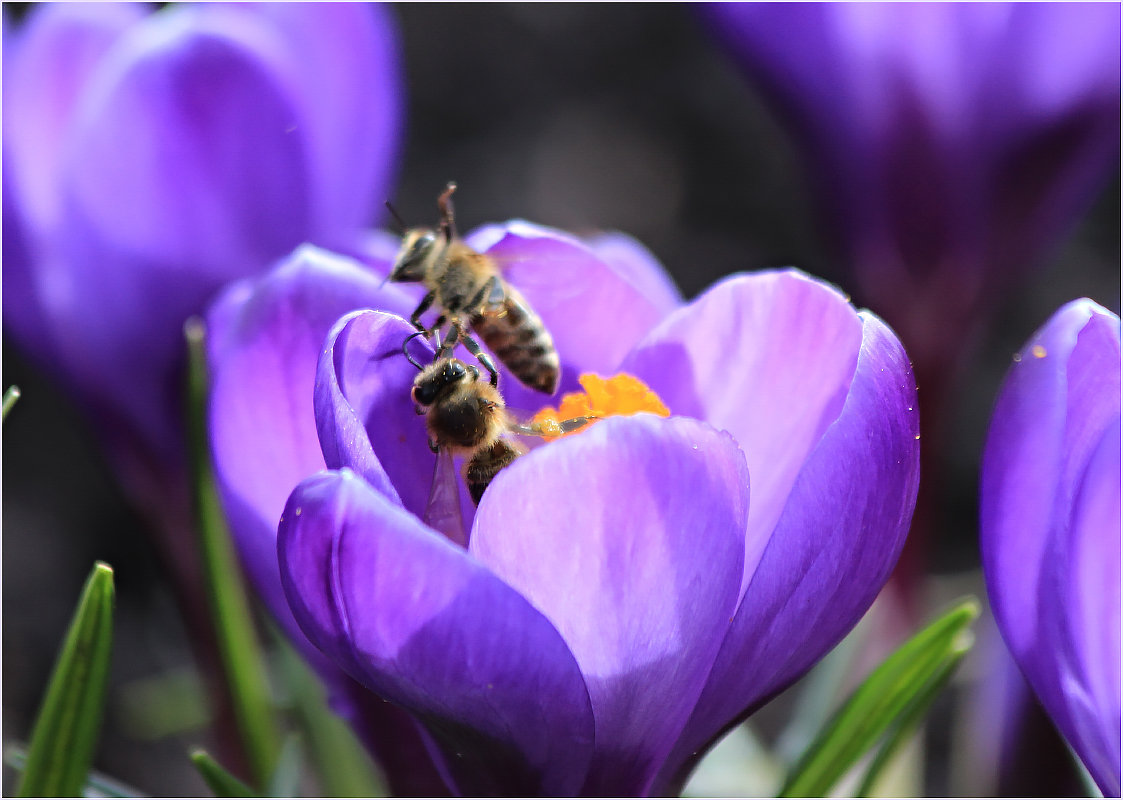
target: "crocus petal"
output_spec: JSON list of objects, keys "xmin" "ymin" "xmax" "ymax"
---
[
  {"xmin": 583, "ymin": 231, "xmax": 684, "ymax": 317},
  {"xmin": 61, "ymin": 6, "xmax": 310, "ymax": 273},
  {"xmin": 702, "ymin": 4, "xmax": 1120, "ymax": 285},
  {"xmin": 471, "ymin": 415, "xmax": 749, "ymax": 795},
  {"xmin": 659, "ymin": 308, "xmax": 920, "ymax": 788},
  {"xmin": 314, "ymin": 309, "xmax": 445, "ymax": 530},
  {"xmin": 207, "ymin": 246, "xmax": 450, "ymax": 794},
  {"xmin": 970, "ymin": 5, "xmax": 1121, "ymax": 274},
  {"xmin": 4, "ymin": 3, "xmax": 405, "ymax": 471},
  {"xmin": 228, "ymin": 3, "xmax": 402, "ymax": 241},
  {"xmin": 2, "ymin": 148, "xmax": 56, "ymax": 368},
  {"xmin": 982, "ymin": 300, "xmax": 1119, "ymax": 661},
  {"xmin": 981, "ymin": 299, "xmax": 1121, "ymax": 795},
  {"xmin": 2, "ymin": 3, "xmax": 142, "ymax": 373},
  {"xmin": 3, "ymin": 2, "xmax": 144, "ymax": 234},
  {"xmin": 278, "ymin": 469, "xmax": 596, "ymax": 797},
  {"xmin": 622, "ymin": 269, "xmax": 864, "ymax": 591},
  {"xmin": 465, "ymin": 221, "xmax": 676, "ymax": 410},
  {"xmin": 1059, "ymin": 419, "xmax": 1121, "ymax": 792},
  {"xmin": 207, "ymin": 245, "xmax": 413, "ymax": 635},
  {"xmin": 33, "ymin": 7, "xmax": 313, "ymax": 462}
]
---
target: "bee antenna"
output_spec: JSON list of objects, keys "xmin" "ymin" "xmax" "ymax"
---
[
  {"xmin": 384, "ymin": 200, "xmax": 407, "ymax": 234},
  {"xmin": 437, "ymin": 182, "xmax": 457, "ymax": 243},
  {"xmin": 402, "ymin": 330, "xmax": 427, "ymax": 370}
]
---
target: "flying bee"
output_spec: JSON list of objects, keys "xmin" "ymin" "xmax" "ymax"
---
[
  {"xmin": 388, "ymin": 182, "xmax": 561, "ymax": 395},
  {"xmin": 408, "ymin": 354, "xmax": 591, "ymax": 506}
]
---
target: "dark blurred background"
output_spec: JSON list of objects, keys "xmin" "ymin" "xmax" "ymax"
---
[{"xmin": 3, "ymin": 3, "xmax": 1119, "ymax": 795}]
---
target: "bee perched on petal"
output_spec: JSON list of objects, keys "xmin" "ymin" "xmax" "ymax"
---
[
  {"xmin": 388, "ymin": 183, "xmax": 561, "ymax": 394},
  {"xmin": 407, "ymin": 354, "xmax": 591, "ymax": 506}
]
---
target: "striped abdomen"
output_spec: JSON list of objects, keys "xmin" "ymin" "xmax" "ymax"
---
[
  {"xmin": 472, "ymin": 284, "xmax": 560, "ymax": 394},
  {"xmin": 464, "ymin": 439, "xmax": 522, "ymax": 505}
]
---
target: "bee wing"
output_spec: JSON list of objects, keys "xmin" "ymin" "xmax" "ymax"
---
[
  {"xmin": 423, "ymin": 447, "xmax": 466, "ymax": 547},
  {"xmin": 484, "ymin": 264, "xmax": 508, "ymax": 312},
  {"xmin": 483, "ymin": 253, "xmax": 588, "ymax": 304}
]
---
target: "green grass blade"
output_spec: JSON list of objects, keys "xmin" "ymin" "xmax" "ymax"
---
[
  {"xmin": 273, "ymin": 634, "xmax": 387, "ymax": 796},
  {"xmin": 191, "ymin": 750, "xmax": 258, "ymax": 797},
  {"xmin": 856, "ymin": 642, "xmax": 970, "ymax": 796},
  {"xmin": 17, "ymin": 562, "xmax": 115, "ymax": 797},
  {"xmin": 776, "ymin": 613, "xmax": 868, "ymax": 766},
  {"xmin": 3, "ymin": 385, "xmax": 21, "ymax": 421},
  {"xmin": 186, "ymin": 317, "xmax": 280, "ymax": 788},
  {"xmin": 780, "ymin": 597, "xmax": 979, "ymax": 797},
  {"xmin": 6, "ymin": 745, "xmax": 146, "ymax": 798}
]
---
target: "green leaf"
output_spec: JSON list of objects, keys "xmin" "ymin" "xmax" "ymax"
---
[
  {"xmin": 17, "ymin": 562, "xmax": 115, "ymax": 797},
  {"xmin": 6, "ymin": 745, "xmax": 146, "ymax": 798},
  {"xmin": 273, "ymin": 632, "xmax": 387, "ymax": 797},
  {"xmin": 1065, "ymin": 739, "xmax": 1104, "ymax": 798},
  {"xmin": 779, "ymin": 597, "xmax": 979, "ymax": 797},
  {"xmin": 3, "ymin": 385, "xmax": 21, "ymax": 421},
  {"xmin": 186, "ymin": 317, "xmax": 280, "ymax": 788},
  {"xmin": 191, "ymin": 750, "xmax": 258, "ymax": 798},
  {"xmin": 855, "ymin": 645, "xmax": 968, "ymax": 796},
  {"xmin": 267, "ymin": 733, "xmax": 304, "ymax": 797}
]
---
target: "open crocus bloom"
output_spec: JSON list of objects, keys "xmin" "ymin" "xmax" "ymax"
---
[
  {"xmin": 3, "ymin": 2, "xmax": 401, "ymax": 479},
  {"xmin": 208, "ymin": 222, "xmax": 920, "ymax": 794},
  {"xmin": 981, "ymin": 299, "xmax": 1121, "ymax": 796}
]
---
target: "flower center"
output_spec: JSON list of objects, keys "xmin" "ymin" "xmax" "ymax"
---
[{"xmin": 530, "ymin": 373, "xmax": 670, "ymax": 440}]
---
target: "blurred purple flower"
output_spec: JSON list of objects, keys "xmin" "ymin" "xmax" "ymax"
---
[
  {"xmin": 981, "ymin": 299, "xmax": 1121, "ymax": 796},
  {"xmin": 703, "ymin": 3, "xmax": 1120, "ymax": 373},
  {"xmin": 2, "ymin": 2, "xmax": 401, "ymax": 493},
  {"xmin": 207, "ymin": 222, "xmax": 920, "ymax": 794}
]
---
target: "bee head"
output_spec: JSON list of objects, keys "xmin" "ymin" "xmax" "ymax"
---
[
  {"xmin": 411, "ymin": 358, "xmax": 473, "ymax": 407},
  {"xmin": 389, "ymin": 229, "xmax": 439, "ymax": 283}
]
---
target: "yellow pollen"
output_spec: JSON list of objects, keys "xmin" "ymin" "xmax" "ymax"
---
[
  {"xmin": 531, "ymin": 373, "xmax": 670, "ymax": 440},
  {"xmin": 1031, "ymin": 345, "xmax": 1047, "ymax": 359}
]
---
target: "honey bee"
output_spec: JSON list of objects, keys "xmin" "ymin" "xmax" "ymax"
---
[
  {"xmin": 388, "ymin": 182, "xmax": 561, "ymax": 395},
  {"xmin": 408, "ymin": 354, "xmax": 590, "ymax": 505}
]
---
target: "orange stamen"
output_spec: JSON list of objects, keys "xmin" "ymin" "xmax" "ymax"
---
[{"xmin": 531, "ymin": 373, "xmax": 670, "ymax": 440}]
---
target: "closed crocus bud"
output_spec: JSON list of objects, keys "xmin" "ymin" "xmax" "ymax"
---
[
  {"xmin": 2, "ymin": 2, "xmax": 401, "ymax": 504},
  {"xmin": 981, "ymin": 299, "xmax": 1121, "ymax": 796},
  {"xmin": 703, "ymin": 3, "xmax": 1120, "ymax": 616},
  {"xmin": 702, "ymin": 4, "xmax": 1120, "ymax": 374}
]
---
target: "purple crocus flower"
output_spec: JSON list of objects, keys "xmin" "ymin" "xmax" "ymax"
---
[
  {"xmin": 2, "ymin": 2, "xmax": 401, "ymax": 507},
  {"xmin": 207, "ymin": 221, "xmax": 920, "ymax": 794},
  {"xmin": 704, "ymin": 2, "xmax": 1121, "ymax": 623},
  {"xmin": 702, "ymin": 3, "xmax": 1121, "ymax": 374},
  {"xmin": 980, "ymin": 299, "xmax": 1121, "ymax": 796}
]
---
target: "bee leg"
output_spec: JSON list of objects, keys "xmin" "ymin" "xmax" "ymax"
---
[
  {"xmin": 401, "ymin": 330, "xmax": 427, "ymax": 370},
  {"xmin": 426, "ymin": 314, "xmax": 447, "ymax": 338},
  {"xmin": 409, "ymin": 291, "xmax": 437, "ymax": 332},
  {"xmin": 559, "ymin": 416, "xmax": 594, "ymax": 434},
  {"xmin": 437, "ymin": 182, "xmax": 457, "ymax": 243},
  {"xmin": 435, "ymin": 321, "xmax": 457, "ymax": 360},
  {"xmin": 428, "ymin": 438, "xmax": 440, "ymax": 454},
  {"xmin": 459, "ymin": 331, "xmax": 499, "ymax": 387}
]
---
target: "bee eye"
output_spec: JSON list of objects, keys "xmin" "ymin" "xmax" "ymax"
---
[
  {"xmin": 448, "ymin": 361, "xmax": 466, "ymax": 381},
  {"xmin": 409, "ymin": 233, "xmax": 434, "ymax": 260},
  {"xmin": 412, "ymin": 383, "xmax": 436, "ymax": 407}
]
